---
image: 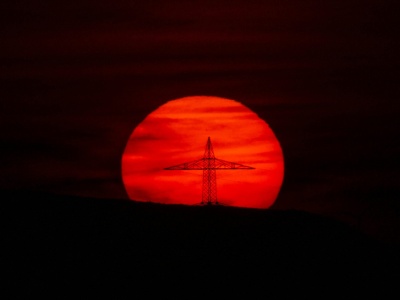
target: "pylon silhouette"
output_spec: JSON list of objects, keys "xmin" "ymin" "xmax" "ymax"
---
[{"xmin": 165, "ymin": 137, "xmax": 254, "ymax": 205}]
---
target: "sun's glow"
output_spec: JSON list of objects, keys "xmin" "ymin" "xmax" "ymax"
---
[{"xmin": 122, "ymin": 96, "xmax": 284, "ymax": 208}]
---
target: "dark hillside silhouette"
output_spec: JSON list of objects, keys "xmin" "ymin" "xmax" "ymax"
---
[{"xmin": 3, "ymin": 190, "xmax": 398, "ymax": 294}]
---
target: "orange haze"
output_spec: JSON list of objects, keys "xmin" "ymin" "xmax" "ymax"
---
[{"xmin": 122, "ymin": 96, "xmax": 284, "ymax": 208}]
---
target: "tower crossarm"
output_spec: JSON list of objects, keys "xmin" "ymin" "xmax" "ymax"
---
[
  {"xmin": 164, "ymin": 158, "xmax": 206, "ymax": 170},
  {"xmin": 213, "ymin": 158, "xmax": 255, "ymax": 169},
  {"xmin": 164, "ymin": 157, "xmax": 255, "ymax": 170}
]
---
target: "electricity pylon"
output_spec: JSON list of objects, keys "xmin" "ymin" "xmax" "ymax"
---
[{"xmin": 164, "ymin": 137, "xmax": 254, "ymax": 205}]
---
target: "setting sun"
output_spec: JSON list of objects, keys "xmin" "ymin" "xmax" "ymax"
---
[{"xmin": 122, "ymin": 96, "xmax": 284, "ymax": 208}]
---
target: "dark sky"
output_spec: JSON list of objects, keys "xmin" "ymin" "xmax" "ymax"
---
[{"xmin": 1, "ymin": 0, "xmax": 399, "ymax": 243}]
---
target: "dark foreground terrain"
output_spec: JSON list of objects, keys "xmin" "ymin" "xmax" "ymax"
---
[{"xmin": 3, "ymin": 191, "xmax": 399, "ymax": 295}]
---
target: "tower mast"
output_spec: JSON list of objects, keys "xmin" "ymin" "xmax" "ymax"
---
[{"xmin": 202, "ymin": 137, "xmax": 217, "ymax": 204}]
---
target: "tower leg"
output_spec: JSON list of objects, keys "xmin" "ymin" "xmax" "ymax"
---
[{"xmin": 202, "ymin": 165, "xmax": 217, "ymax": 205}]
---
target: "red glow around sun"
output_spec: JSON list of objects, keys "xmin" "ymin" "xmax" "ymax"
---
[{"xmin": 122, "ymin": 96, "xmax": 284, "ymax": 208}]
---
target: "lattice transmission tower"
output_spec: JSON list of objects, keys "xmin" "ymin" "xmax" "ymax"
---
[{"xmin": 165, "ymin": 137, "xmax": 254, "ymax": 205}]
